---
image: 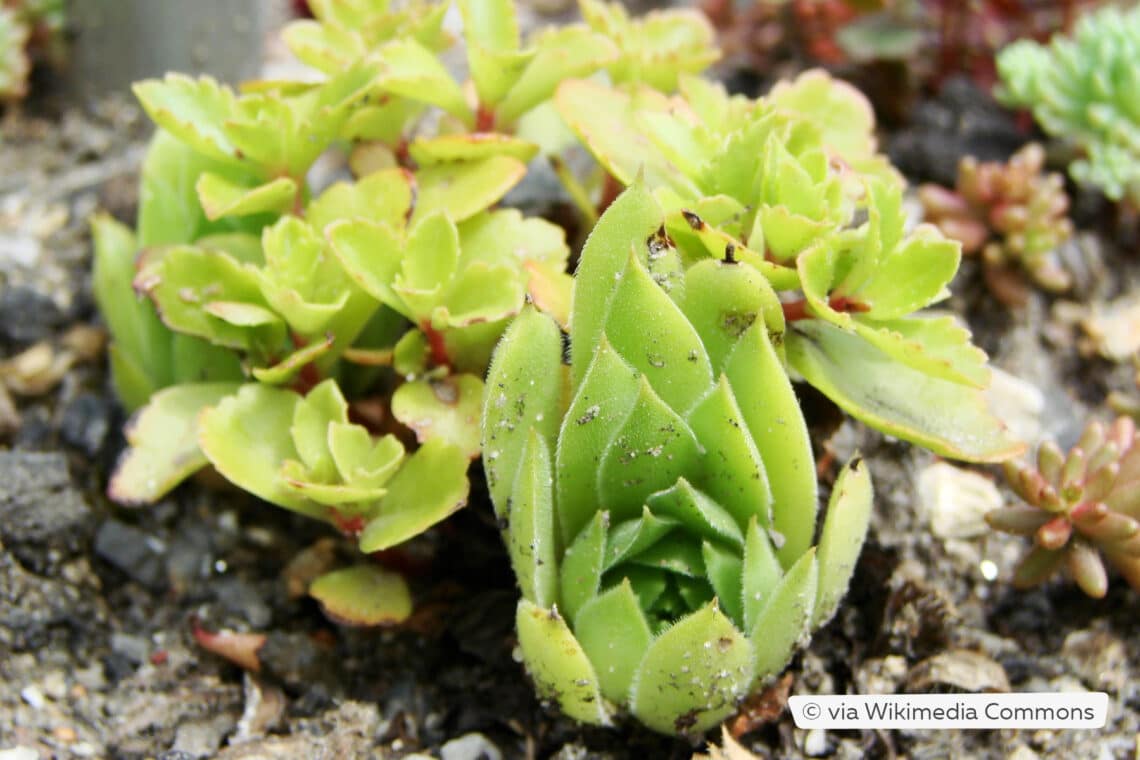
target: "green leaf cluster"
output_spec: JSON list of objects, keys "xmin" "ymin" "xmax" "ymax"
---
[
  {"xmin": 483, "ymin": 184, "xmax": 875, "ymax": 736},
  {"xmin": 996, "ymin": 4, "xmax": 1140, "ymax": 203},
  {"xmin": 558, "ymin": 68, "xmax": 1023, "ymax": 462}
]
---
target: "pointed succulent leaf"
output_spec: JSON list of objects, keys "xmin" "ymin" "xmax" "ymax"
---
[
  {"xmin": 786, "ymin": 319, "xmax": 1025, "ymax": 462},
  {"xmin": 309, "ymin": 565, "xmax": 412, "ymax": 626},
  {"xmin": 813, "ymin": 459, "xmax": 872, "ymax": 627},
  {"xmin": 598, "ymin": 376, "xmax": 702, "ymax": 525},
  {"xmin": 482, "ymin": 307, "xmax": 565, "ymax": 509},
  {"xmin": 392, "ymin": 375, "xmax": 484, "ymax": 460},
  {"xmin": 628, "ymin": 602, "xmax": 753, "ymax": 736},
  {"xmin": 604, "ymin": 250, "xmax": 713, "ymax": 414},
  {"xmin": 556, "ymin": 339, "xmax": 641, "ymax": 542},
  {"xmin": 723, "ymin": 324, "xmax": 817, "ymax": 568},
  {"xmin": 687, "ymin": 376, "xmax": 774, "ymax": 530},
  {"xmin": 646, "ymin": 479, "xmax": 744, "ymax": 548},
  {"xmin": 749, "ymin": 549, "xmax": 818, "ymax": 683},
  {"xmin": 701, "ymin": 541, "xmax": 744, "ymax": 625},
  {"xmin": 516, "ymin": 600, "xmax": 612, "ymax": 725},
  {"xmin": 199, "ymin": 384, "xmax": 326, "ymax": 519},
  {"xmin": 507, "ymin": 429, "xmax": 559, "ymax": 608},
  {"xmin": 560, "ymin": 511, "xmax": 608, "ymax": 623},
  {"xmin": 109, "ymin": 382, "xmax": 242, "ymax": 504},
  {"xmin": 604, "ymin": 508, "xmax": 679, "ymax": 570},
  {"xmin": 196, "ymin": 173, "xmax": 297, "ymax": 221},
  {"xmin": 741, "ymin": 517, "xmax": 784, "ymax": 633},
  {"xmin": 574, "ymin": 579, "xmax": 652, "ymax": 703},
  {"xmin": 680, "ymin": 257, "xmax": 784, "ymax": 374},
  {"xmin": 570, "ymin": 181, "xmax": 664, "ymax": 386},
  {"xmin": 358, "ymin": 439, "xmax": 470, "ymax": 552}
]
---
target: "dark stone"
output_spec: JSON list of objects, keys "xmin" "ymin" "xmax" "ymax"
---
[
  {"xmin": 11, "ymin": 405, "xmax": 56, "ymax": 450},
  {"xmin": 212, "ymin": 577, "xmax": 273, "ymax": 629},
  {"xmin": 102, "ymin": 650, "xmax": 139, "ymax": 685},
  {"xmin": 0, "ymin": 450, "xmax": 93, "ymax": 574},
  {"xmin": 59, "ymin": 392, "xmax": 113, "ymax": 457},
  {"xmin": 94, "ymin": 519, "xmax": 167, "ymax": 590},
  {"xmin": 887, "ymin": 76, "xmax": 1025, "ymax": 187},
  {"xmin": 0, "ymin": 286, "xmax": 67, "ymax": 342},
  {"xmin": 0, "ymin": 546, "xmax": 99, "ymax": 650}
]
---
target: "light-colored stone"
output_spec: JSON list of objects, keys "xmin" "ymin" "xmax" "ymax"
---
[
  {"xmin": 917, "ymin": 462, "xmax": 1003, "ymax": 539},
  {"xmin": 1082, "ymin": 292, "xmax": 1140, "ymax": 360}
]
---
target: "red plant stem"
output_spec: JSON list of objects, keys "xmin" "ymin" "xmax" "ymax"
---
[
  {"xmin": 420, "ymin": 321, "xmax": 451, "ymax": 368},
  {"xmin": 332, "ymin": 511, "xmax": 365, "ymax": 537},
  {"xmin": 781, "ymin": 295, "xmax": 869, "ymax": 322},
  {"xmin": 475, "ymin": 105, "xmax": 496, "ymax": 133}
]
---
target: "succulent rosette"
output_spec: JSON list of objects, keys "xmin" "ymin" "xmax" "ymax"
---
[
  {"xmin": 988, "ymin": 417, "xmax": 1140, "ymax": 597},
  {"xmin": 481, "ymin": 184, "xmax": 873, "ymax": 736},
  {"xmin": 996, "ymin": 4, "xmax": 1140, "ymax": 203}
]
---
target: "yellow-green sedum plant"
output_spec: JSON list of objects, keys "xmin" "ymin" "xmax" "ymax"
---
[
  {"xmin": 482, "ymin": 183, "xmax": 874, "ymax": 736},
  {"xmin": 557, "ymin": 69, "xmax": 1023, "ymax": 463}
]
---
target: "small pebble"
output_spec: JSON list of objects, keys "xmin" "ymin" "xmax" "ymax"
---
[
  {"xmin": 917, "ymin": 462, "xmax": 1002, "ymax": 539},
  {"xmin": 440, "ymin": 733, "xmax": 502, "ymax": 760},
  {"xmin": 20, "ymin": 685, "xmax": 45, "ymax": 709},
  {"xmin": 0, "ymin": 748, "xmax": 40, "ymax": 760},
  {"xmin": 803, "ymin": 728, "xmax": 829, "ymax": 757}
]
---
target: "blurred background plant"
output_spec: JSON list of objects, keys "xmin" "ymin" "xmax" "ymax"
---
[
  {"xmin": 987, "ymin": 417, "xmax": 1140, "ymax": 597},
  {"xmin": 0, "ymin": 0, "xmax": 65, "ymax": 101},
  {"xmin": 919, "ymin": 142, "xmax": 1074, "ymax": 305},
  {"xmin": 997, "ymin": 3, "xmax": 1140, "ymax": 205}
]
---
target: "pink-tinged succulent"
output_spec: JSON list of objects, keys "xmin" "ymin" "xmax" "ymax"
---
[
  {"xmin": 919, "ymin": 143, "xmax": 1073, "ymax": 296},
  {"xmin": 987, "ymin": 417, "xmax": 1140, "ymax": 598}
]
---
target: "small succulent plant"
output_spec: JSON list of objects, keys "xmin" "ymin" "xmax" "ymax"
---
[
  {"xmin": 997, "ymin": 4, "xmax": 1140, "ymax": 204},
  {"xmin": 0, "ymin": 0, "xmax": 64, "ymax": 100},
  {"xmin": 483, "ymin": 183, "xmax": 874, "ymax": 736},
  {"xmin": 558, "ymin": 68, "xmax": 1022, "ymax": 463},
  {"xmin": 987, "ymin": 417, "xmax": 1140, "ymax": 598},
  {"xmin": 919, "ymin": 143, "xmax": 1074, "ymax": 295}
]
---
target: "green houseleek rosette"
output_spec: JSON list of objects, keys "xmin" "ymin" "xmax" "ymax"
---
[{"xmin": 481, "ymin": 183, "xmax": 873, "ymax": 736}]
